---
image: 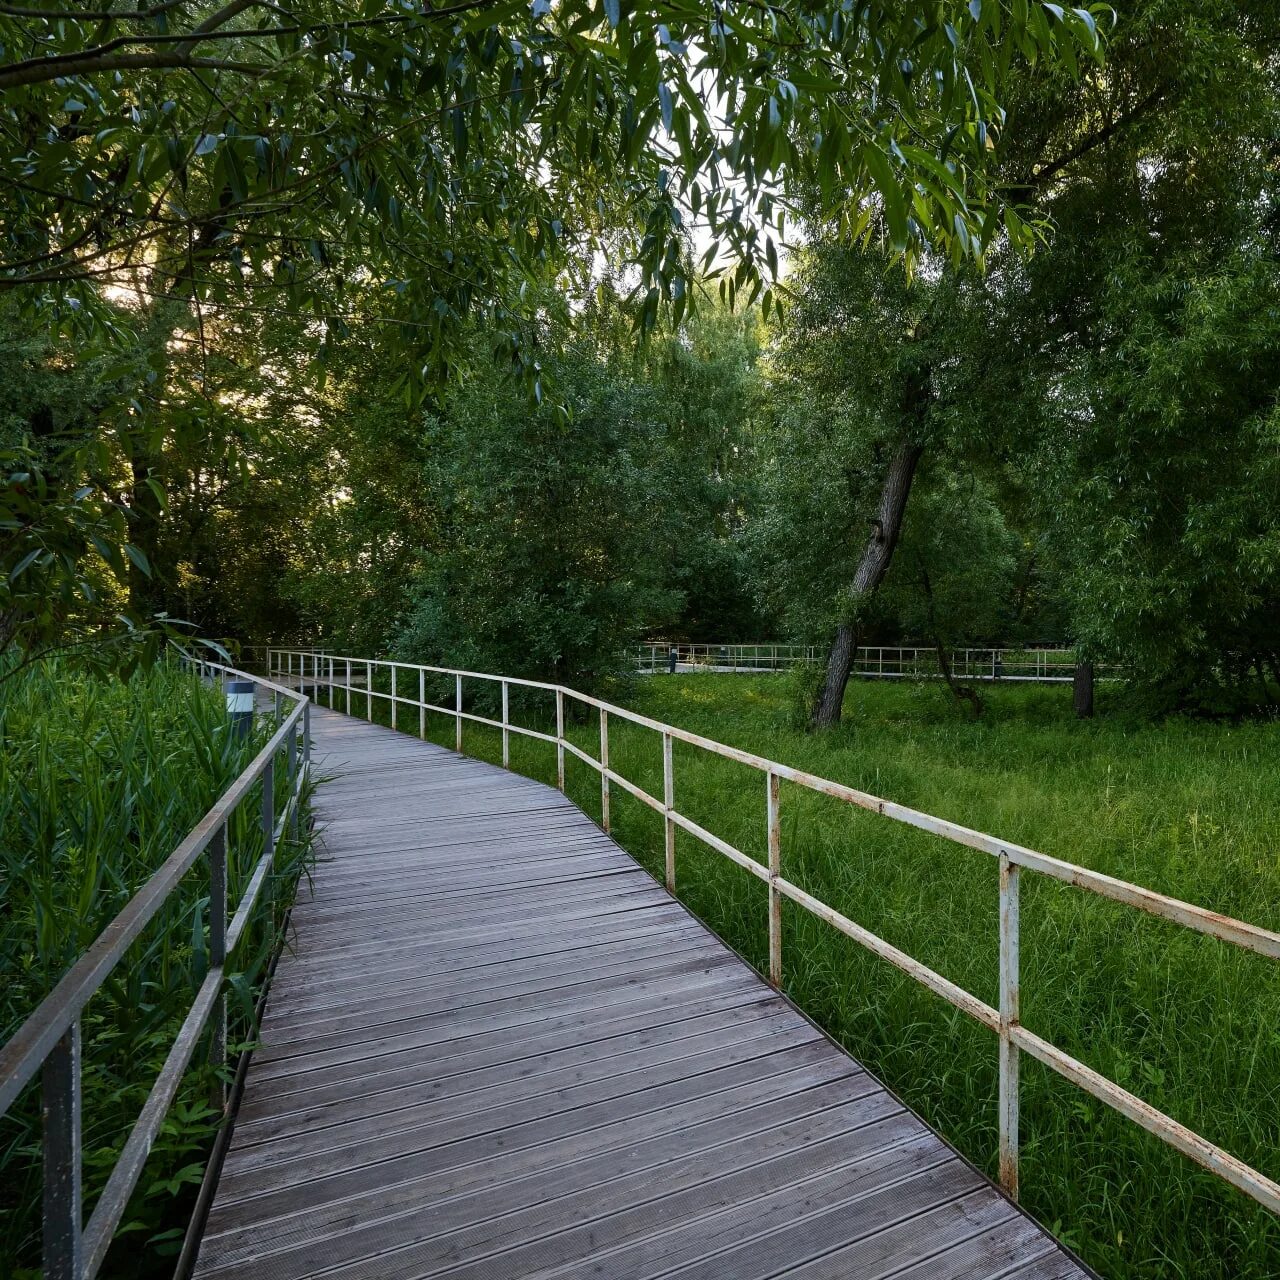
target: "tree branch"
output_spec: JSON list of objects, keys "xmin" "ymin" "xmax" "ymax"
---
[{"xmin": 0, "ymin": 49, "xmax": 269, "ymax": 90}]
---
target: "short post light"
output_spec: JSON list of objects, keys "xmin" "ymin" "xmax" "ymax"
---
[{"xmin": 225, "ymin": 679, "xmax": 255, "ymax": 738}]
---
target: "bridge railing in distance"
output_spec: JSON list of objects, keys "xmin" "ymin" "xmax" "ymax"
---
[
  {"xmin": 269, "ymin": 647, "xmax": 1280, "ymax": 1220},
  {"xmin": 633, "ymin": 642, "xmax": 1107, "ymax": 682},
  {"xmin": 0, "ymin": 660, "xmax": 311, "ymax": 1280}
]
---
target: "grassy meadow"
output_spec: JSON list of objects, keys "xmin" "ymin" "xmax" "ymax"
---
[
  {"xmin": 0, "ymin": 661, "xmax": 313, "ymax": 1277},
  {"xmin": 339, "ymin": 666, "xmax": 1280, "ymax": 1280}
]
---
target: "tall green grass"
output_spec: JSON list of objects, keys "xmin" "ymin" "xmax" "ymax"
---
[
  {"xmin": 0, "ymin": 660, "xmax": 312, "ymax": 1277},
  {"xmin": 341, "ymin": 667, "xmax": 1280, "ymax": 1279}
]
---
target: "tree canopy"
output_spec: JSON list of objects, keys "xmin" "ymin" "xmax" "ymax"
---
[{"xmin": 2, "ymin": 0, "xmax": 1103, "ymax": 370}]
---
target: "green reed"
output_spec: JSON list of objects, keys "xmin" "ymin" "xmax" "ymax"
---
[{"xmin": 0, "ymin": 659, "xmax": 313, "ymax": 1277}]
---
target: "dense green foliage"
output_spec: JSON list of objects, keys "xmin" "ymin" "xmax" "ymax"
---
[
  {"xmin": 4, "ymin": 0, "xmax": 1280, "ymax": 1268},
  {"xmin": 0, "ymin": 0, "xmax": 1100, "ymax": 350},
  {"xmin": 758, "ymin": 0, "xmax": 1280, "ymax": 716},
  {"xmin": 0, "ymin": 662, "xmax": 311, "ymax": 1275},
  {"xmin": 340, "ymin": 668, "xmax": 1280, "ymax": 1278}
]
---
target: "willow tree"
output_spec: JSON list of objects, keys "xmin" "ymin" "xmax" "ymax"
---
[{"xmin": 0, "ymin": 0, "xmax": 1102, "ymax": 662}]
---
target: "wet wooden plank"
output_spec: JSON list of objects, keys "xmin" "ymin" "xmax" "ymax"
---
[{"xmin": 192, "ymin": 704, "xmax": 1093, "ymax": 1280}]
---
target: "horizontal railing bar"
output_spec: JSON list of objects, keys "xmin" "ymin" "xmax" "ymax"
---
[
  {"xmin": 603, "ymin": 766, "xmax": 665, "ymax": 815},
  {"xmin": 775, "ymin": 877, "xmax": 1002, "ymax": 1032},
  {"xmin": 557, "ymin": 693, "xmax": 1280, "ymax": 959},
  {"xmin": 1011, "ymin": 1025, "xmax": 1280, "ymax": 1216},
  {"xmin": 226, "ymin": 850, "xmax": 274, "ymax": 957},
  {"xmin": 0, "ymin": 694, "xmax": 307, "ymax": 1116},
  {"xmin": 562, "ymin": 739, "xmax": 602, "ymax": 772},
  {"xmin": 225, "ymin": 768, "xmax": 304, "ymax": 958},
  {"xmin": 80, "ymin": 968, "xmax": 223, "ymax": 1274},
  {"xmin": 669, "ymin": 812, "xmax": 771, "ymax": 883},
  {"xmin": 399, "ymin": 698, "xmax": 557, "ymax": 746}
]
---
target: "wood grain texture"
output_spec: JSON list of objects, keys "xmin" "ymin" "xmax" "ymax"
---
[{"xmin": 192, "ymin": 705, "xmax": 1093, "ymax": 1279}]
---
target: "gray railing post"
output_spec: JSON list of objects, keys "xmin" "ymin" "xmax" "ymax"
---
[
  {"xmin": 303, "ymin": 701, "xmax": 311, "ymax": 779},
  {"xmin": 555, "ymin": 689, "xmax": 565, "ymax": 791},
  {"xmin": 391, "ymin": 665, "xmax": 398, "ymax": 732},
  {"xmin": 209, "ymin": 823, "xmax": 227, "ymax": 1110},
  {"xmin": 599, "ymin": 708, "xmax": 610, "ymax": 833},
  {"xmin": 999, "ymin": 851, "xmax": 1021, "ymax": 1200},
  {"xmin": 262, "ymin": 756, "xmax": 275, "ymax": 901},
  {"xmin": 286, "ymin": 720, "xmax": 298, "ymax": 841},
  {"xmin": 366, "ymin": 660, "xmax": 373, "ymax": 721},
  {"xmin": 42, "ymin": 1020, "xmax": 82, "ymax": 1280},
  {"xmin": 455, "ymin": 674, "xmax": 463, "ymax": 752},
  {"xmin": 767, "ymin": 770, "xmax": 782, "ymax": 987},
  {"xmin": 419, "ymin": 668, "xmax": 426, "ymax": 740},
  {"xmin": 345, "ymin": 659, "xmax": 351, "ymax": 716},
  {"xmin": 663, "ymin": 731, "xmax": 675, "ymax": 890}
]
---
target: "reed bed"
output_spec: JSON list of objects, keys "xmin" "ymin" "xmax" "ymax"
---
[{"xmin": 0, "ymin": 660, "xmax": 312, "ymax": 1277}]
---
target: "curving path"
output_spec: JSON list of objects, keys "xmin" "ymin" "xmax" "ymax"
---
[{"xmin": 191, "ymin": 703, "xmax": 1093, "ymax": 1280}]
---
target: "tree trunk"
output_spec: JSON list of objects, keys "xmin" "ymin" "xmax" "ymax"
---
[
  {"xmin": 1073, "ymin": 661, "xmax": 1095, "ymax": 718},
  {"xmin": 935, "ymin": 638, "xmax": 983, "ymax": 719},
  {"xmin": 811, "ymin": 435, "xmax": 924, "ymax": 727}
]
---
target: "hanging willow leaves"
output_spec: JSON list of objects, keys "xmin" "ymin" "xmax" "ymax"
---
[{"xmin": 1, "ymin": 0, "xmax": 1105, "ymax": 377}]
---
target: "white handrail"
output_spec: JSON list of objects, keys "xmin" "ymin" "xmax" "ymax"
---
[{"xmin": 269, "ymin": 647, "xmax": 1280, "ymax": 1218}]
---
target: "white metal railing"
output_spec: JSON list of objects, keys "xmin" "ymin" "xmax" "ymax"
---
[
  {"xmin": 633, "ymin": 642, "xmax": 1103, "ymax": 682},
  {"xmin": 0, "ymin": 661, "xmax": 310, "ymax": 1280},
  {"xmin": 269, "ymin": 647, "xmax": 1279, "ymax": 1218}
]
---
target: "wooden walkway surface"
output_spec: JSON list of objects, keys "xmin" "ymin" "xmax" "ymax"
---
[{"xmin": 192, "ymin": 704, "xmax": 1092, "ymax": 1279}]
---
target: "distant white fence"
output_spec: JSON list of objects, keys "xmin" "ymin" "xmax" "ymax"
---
[{"xmin": 634, "ymin": 643, "xmax": 1105, "ymax": 683}]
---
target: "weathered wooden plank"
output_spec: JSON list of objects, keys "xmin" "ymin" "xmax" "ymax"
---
[
  {"xmin": 232, "ymin": 996, "xmax": 788, "ymax": 1129},
  {"xmin": 191, "ymin": 704, "xmax": 1093, "ymax": 1280},
  {"xmin": 198, "ymin": 1069, "xmax": 872, "ymax": 1272}
]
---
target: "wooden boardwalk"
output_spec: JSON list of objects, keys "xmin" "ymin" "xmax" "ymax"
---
[{"xmin": 192, "ymin": 704, "xmax": 1092, "ymax": 1279}]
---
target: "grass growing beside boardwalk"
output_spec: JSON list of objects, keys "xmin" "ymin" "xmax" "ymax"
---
[
  {"xmin": 344, "ymin": 669, "xmax": 1280, "ymax": 1280},
  {"xmin": 0, "ymin": 661, "xmax": 313, "ymax": 1277}
]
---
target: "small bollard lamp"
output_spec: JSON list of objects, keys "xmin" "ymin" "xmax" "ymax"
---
[{"xmin": 225, "ymin": 679, "xmax": 255, "ymax": 738}]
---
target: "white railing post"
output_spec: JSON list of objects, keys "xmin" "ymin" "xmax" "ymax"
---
[
  {"xmin": 599, "ymin": 708, "xmax": 610, "ymax": 833},
  {"xmin": 391, "ymin": 665, "xmax": 397, "ymax": 731},
  {"xmin": 663, "ymin": 731, "xmax": 675, "ymax": 890},
  {"xmin": 455, "ymin": 673, "xmax": 463, "ymax": 752},
  {"xmin": 345, "ymin": 659, "xmax": 351, "ymax": 716},
  {"xmin": 999, "ymin": 851, "xmax": 1021, "ymax": 1201},
  {"xmin": 502, "ymin": 681, "xmax": 510, "ymax": 766},
  {"xmin": 555, "ymin": 689, "xmax": 565, "ymax": 791},
  {"xmin": 419, "ymin": 668, "xmax": 426, "ymax": 739},
  {"xmin": 366, "ymin": 660, "xmax": 373, "ymax": 721},
  {"xmin": 767, "ymin": 770, "xmax": 781, "ymax": 987}
]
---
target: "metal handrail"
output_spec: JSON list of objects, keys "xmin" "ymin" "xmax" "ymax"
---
[
  {"xmin": 0, "ymin": 660, "xmax": 310, "ymax": 1280},
  {"xmin": 269, "ymin": 648, "xmax": 1280, "ymax": 1220}
]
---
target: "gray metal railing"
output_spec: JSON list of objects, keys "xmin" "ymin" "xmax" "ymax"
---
[
  {"xmin": 0, "ymin": 660, "xmax": 310, "ymax": 1280},
  {"xmin": 270, "ymin": 646, "xmax": 1279, "ymax": 1221}
]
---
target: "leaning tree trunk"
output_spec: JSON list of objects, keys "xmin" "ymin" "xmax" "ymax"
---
[{"xmin": 811, "ymin": 435, "xmax": 924, "ymax": 727}]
